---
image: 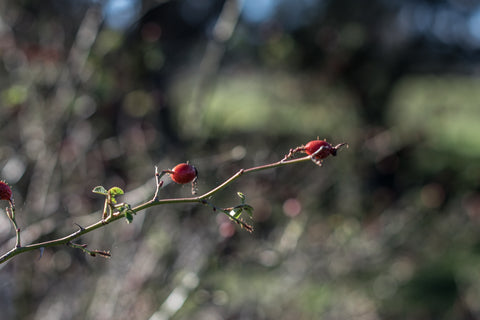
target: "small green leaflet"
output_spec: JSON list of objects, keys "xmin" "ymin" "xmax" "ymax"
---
[
  {"xmin": 92, "ymin": 186, "xmax": 108, "ymax": 195},
  {"xmin": 108, "ymin": 187, "xmax": 124, "ymax": 196},
  {"xmin": 124, "ymin": 210, "xmax": 134, "ymax": 223},
  {"xmin": 237, "ymin": 192, "xmax": 246, "ymax": 203}
]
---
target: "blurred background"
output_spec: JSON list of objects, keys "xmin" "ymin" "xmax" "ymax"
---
[{"xmin": 1, "ymin": 0, "xmax": 480, "ymax": 319}]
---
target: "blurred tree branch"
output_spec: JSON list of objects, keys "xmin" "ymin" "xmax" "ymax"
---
[{"xmin": 188, "ymin": 0, "xmax": 241, "ymax": 133}]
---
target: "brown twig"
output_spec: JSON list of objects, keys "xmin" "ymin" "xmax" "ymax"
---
[{"xmin": 6, "ymin": 201, "xmax": 21, "ymax": 248}]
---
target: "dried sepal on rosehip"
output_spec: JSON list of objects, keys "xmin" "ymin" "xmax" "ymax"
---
[
  {"xmin": 283, "ymin": 139, "xmax": 347, "ymax": 166},
  {"xmin": 165, "ymin": 163, "xmax": 198, "ymax": 194}
]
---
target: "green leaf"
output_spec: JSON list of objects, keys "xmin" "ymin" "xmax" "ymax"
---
[
  {"xmin": 108, "ymin": 187, "xmax": 124, "ymax": 204},
  {"xmin": 118, "ymin": 204, "xmax": 134, "ymax": 224},
  {"xmin": 243, "ymin": 205, "xmax": 254, "ymax": 218},
  {"xmin": 125, "ymin": 210, "xmax": 134, "ymax": 224},
  {"xmin": 237, "ymin": 192, "xmax": 246, "ymax": 203},
  {"xmin": 92, "ymin": 186, "xmax": 108, "ymax": 195},
  {"xmin": 108, "ymin": 187, "xmax": 124, "ymax": 196},
  {"xmin": 229, "ymin": 207, "xmax": 243, "ymax": 219}
]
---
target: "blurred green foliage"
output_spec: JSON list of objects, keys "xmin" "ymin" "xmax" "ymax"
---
[
  {"xmin": 172, "ymin": 72, "xmax": 357, "ymax": 138},
  {"xmin": 389, "ymin": 75, "xmax": 480, "ymax": 157}
]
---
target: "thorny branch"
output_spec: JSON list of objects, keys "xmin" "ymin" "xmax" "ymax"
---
[{"xmin": 0, "ymin": 152, "xmax": 338, "ymax": 264}]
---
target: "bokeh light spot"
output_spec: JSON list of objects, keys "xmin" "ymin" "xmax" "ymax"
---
[
  {"xmin": 283, "ymin": 198, "xmax": 302, "ymax": 217},
  {"xmin": 123, "ymin": 90, "xmax": 154, "ymax": 117},
  {"xmin": 420, "ymin": 183, "xmax": 446, "ymax": 209}
]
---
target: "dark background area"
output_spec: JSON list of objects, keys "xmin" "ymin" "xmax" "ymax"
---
[{"xmin": 2, "ymin": 0, "xmax": 480, "ymax": 319}]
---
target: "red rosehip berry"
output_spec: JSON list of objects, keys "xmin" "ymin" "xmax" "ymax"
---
[
  {"xmin": 305, "ymin": 140, "xmax": 338, "ymax": 159},
  {"xmin": 282, "ymin": 139, "xmax": 347, "ymax": 165},
  {"xmin": 0, "ymin": 180, "xmax": 12, "ymax": 202},
  {"xmin": 168, "ymin": 163, "xmax": 198, "ymax": 184}
]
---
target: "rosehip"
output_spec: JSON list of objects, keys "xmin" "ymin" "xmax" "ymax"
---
[
  {"xmin": 168, "ymin": 163, "xmax": 198, "ymax": 184},
  {"xmin": 305, "ymin": 140, "xmax": 339, "ymax": 159},
  {"xmin": 0, "ymin": 180, "xmax": 12, "ymax": 202},
  {"xmin": 283, "ymin": 139, "xmax": 347, "ymax": 165}
]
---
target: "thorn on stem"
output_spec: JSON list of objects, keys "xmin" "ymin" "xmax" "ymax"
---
[{"xmin": 74, "ymin": 223, "xmax": 85, "ymax": 231}]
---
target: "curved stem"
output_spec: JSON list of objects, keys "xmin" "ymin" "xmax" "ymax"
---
[{"xmin": 0, "ymin": 154, "xmax": 318, "ymax": 264}]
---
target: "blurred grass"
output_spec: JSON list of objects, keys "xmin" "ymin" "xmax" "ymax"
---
[
  {"xmin": 388, "ymin": 75, "xmax": 480, "ymax": 157},
  {"xmin": 171, "ymin": 71, "xmax": 358, "ymax": 139}
]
